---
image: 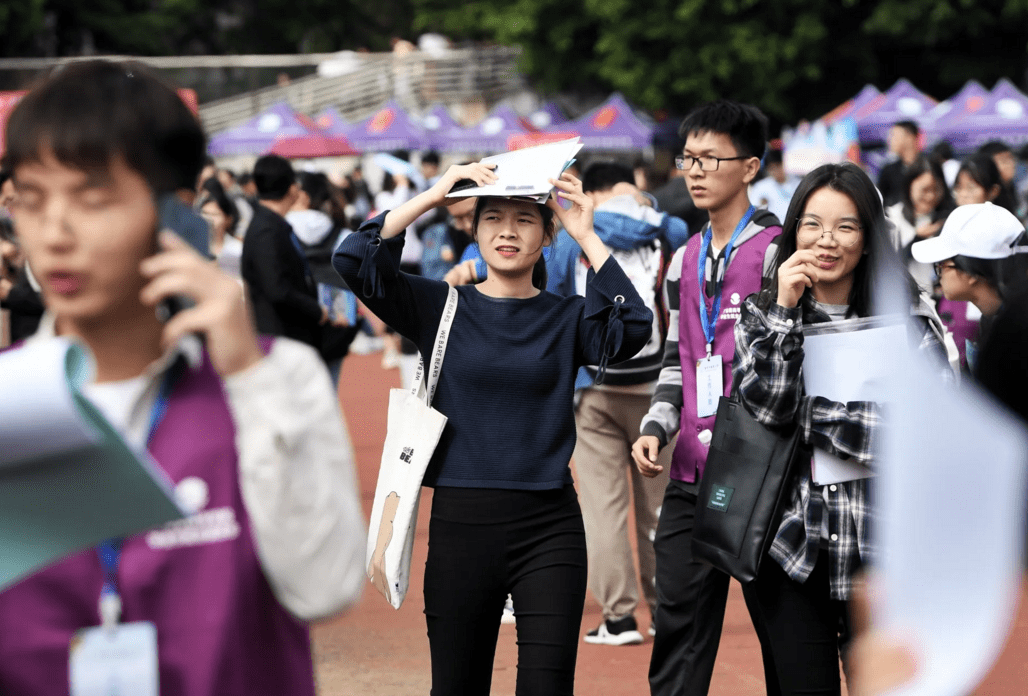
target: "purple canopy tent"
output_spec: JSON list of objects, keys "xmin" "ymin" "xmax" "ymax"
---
[
  {"xmin": 941, "ymin": 79, "xmax": 1028, "ymax": 152},
  {"xmin": 208, "ymin": 102, "xmax": 317, "ymax": 156},
  {"xmin": 420, "ymin": 104, "xmax": 462, "ymax": 151},
  {"xmin": 852, "ymin": 79, "xmax": 937, "ymax": 144},
  {"xmin": 335, "ymin": 99, "xmax": 427, "ymax": 152},
  {"xmin": 547, "ymin": 93, "xmax": 654, "ymax": 151},
  {"xmin": 439, "ymin": 104, "xmax": 529, "ymax": 154},
  {"xmin": 314, "ymin": 107, "xmax": 350, "ymax": 134},
  {"xmin": 821, "ymin": 85, "xmax": 883, "ymax": 125},
  {"xmin": 923, "ymin": 80, "xmax": 990, "ymax": 135},
  {"xmin": 526, "ymin": 101, "xmax": 568, "ymax": 130}
]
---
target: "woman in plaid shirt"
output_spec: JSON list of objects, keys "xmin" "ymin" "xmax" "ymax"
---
[{"xmin": 732, "ymin": 163, "xmax": 949, "ymax": 696}]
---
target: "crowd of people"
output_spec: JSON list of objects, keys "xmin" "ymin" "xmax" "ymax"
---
[{"xmin": 1, "ymin": 58, "xmax": 1027, "ymax": 696}]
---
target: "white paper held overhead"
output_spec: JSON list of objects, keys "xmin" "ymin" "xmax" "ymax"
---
[{"xmin": 445, "ymin": 137, "xmax": 583, "ymax": 202}]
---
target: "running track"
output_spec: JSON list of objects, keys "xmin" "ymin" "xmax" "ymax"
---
[
  {"xmin": 312, "ymin": 353, "xmax": 773, "ymax": 695},
  {"xmin": 314, "ymin": 353, "xmax": 1028, "ymax": 694}
]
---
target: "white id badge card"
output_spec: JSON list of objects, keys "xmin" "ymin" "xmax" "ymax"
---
[
  {"xmin": 69, "ymin": 622, "xmax": 159, "ymax": 696},
  {"xmin": 696, "ymin": 355, "xmax": 724, "ymax": 419}
]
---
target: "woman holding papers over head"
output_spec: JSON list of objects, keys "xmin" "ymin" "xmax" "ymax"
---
[
  {"xmin": 332, "ymin": 161, "xmax": 652, "ymax": 696},
  {"xmin": 0, "ymin": 61, "xmax": 365, "ymax": 696},
  {"xmin": 731, "ymin": 162, "xmax": 949, "ymax": 696}
]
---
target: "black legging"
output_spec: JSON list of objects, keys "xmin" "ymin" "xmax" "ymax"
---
[
  {"xmin": 424, "ymin": 485, "xmax": 588, "ymax": 696},
  {"xmin": 742, "ymin": 553, "xmax": 852, "ymax": 696}
]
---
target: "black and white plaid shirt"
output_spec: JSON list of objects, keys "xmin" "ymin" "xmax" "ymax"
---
[{"xmin": 732, "ymin": 293, "xmax": 949, "ymax": 600}]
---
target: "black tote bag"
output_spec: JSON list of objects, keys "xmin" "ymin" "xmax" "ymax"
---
[{"xmin": 691, "ymin": 395, "xmax": 803, "ymax": 583}]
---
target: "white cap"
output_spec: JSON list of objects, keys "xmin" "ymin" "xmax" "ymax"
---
[{"xmin": 911, "ymin": 202, "xmax": 1027, "ymax": 263}]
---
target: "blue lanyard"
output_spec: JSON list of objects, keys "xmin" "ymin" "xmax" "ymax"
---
[
  {"xmin": 96, "ymin": 359, "xmax": 184, "ymax": 625},
  {"xmin": 696, "ymin": 206, "xmax": 755, "ymax": 354}
]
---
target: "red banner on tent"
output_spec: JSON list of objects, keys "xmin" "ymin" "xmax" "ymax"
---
[
  {"xmin": 0, "ymin": 92, "xmax": 26, "ymax": 155},
  {"xmin": 506, "ymin": 131, "xmax": 579, "ymax": 151}
]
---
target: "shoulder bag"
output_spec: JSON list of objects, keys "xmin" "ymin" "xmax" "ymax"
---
[
  {"xmin": 366, "ymin": 287, "xmax": 457, "ymax": 609},
  {"xmin": 691, "ymin": 394, "xmax": 803, "ymax": 583}
]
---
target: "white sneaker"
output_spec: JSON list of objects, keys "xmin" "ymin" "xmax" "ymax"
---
[
  {"xmin": 381, "ymin": 347, "xmax": 400, "ymax": 369},
  {"xmin": 583, "ymin": 615, "xmax": 644, "ymax": 645},
  {"xmin": 349, "ymin": 333, "xmax": 383, "ymax": 355},
  {"xmin": 500, "ymin": 595, "xmax": 516, "ymax": 625}
]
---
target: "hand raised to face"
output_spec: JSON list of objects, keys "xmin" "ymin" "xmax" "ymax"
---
[
  {"xmin": 546, "ymin": 172, "xmax": 595, "ymax": 243},
  {"xmin": 139, "ymin": 231, "xmax": 262, "ymax": 377}
]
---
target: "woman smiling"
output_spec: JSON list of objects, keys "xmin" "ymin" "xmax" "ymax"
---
[
  {"xmin": 885, "ymin": 156, "xmax": 955, "ymax": 292},
  {"xmin": 732, "ymin": 163, "xmax": 949, "ymax": 696},
  {"xmin": 332, "ymin": 163, "xmax": 652, "ymax": 696}
]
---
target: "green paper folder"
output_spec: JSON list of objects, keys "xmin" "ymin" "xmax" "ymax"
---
[{"xmin": 0, "ymin": 339, "xmax": 185, "ymax": 592}]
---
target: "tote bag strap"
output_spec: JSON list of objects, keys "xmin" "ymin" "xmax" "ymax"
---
[{"xmin": 410, "ymin": 286, "xmax": 459, "ymax": 406}]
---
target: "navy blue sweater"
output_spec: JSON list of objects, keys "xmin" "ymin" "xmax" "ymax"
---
[{"xmin": 333, "ymin": 213, "xmax": 653, "ymax": 489}]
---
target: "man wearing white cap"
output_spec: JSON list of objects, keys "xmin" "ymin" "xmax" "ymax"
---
[{"xmin": 911, "ymin": 202, "xmax": 1028, "ymax": 368}]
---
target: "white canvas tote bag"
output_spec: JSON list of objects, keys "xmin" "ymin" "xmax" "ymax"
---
[{"xmin": 366, "ymin": 287, "xmax": 457, "ymax": 609}]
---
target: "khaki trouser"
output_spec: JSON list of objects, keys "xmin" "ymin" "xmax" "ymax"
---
[{"xmin": 573, "ymin": 388, "xmax": 672, "ymax": 621}]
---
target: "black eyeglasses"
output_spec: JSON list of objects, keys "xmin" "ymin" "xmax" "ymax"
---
[
  {"xmin": 934, "ymin": 261, "xmax": 958, "ymax": 276},
  {"xmin": 675, "ymin": 155, "xmax": 750, "ymax": 172}
]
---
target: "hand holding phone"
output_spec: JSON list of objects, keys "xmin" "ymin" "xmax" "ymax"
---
[
  {"xmin": 139, "ymin": 231, "xmax": 262, "ymax": 377},
  {"xmin": 154, "ymin": 194, "xmax": 210, "ymax": 322}
]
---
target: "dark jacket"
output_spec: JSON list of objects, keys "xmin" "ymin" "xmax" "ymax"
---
[
  {"xmin": 877, "ymin": 159, "xmax": 908, "ymax": 209},
  {"xmin": 1, "ymin": 272, "xmax": 44, "ymax": 342},
  {"xmin": 241, "ymin": 204, "xmax": 322, "ymax": 347}
]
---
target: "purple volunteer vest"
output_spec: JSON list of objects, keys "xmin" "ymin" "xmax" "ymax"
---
[
  {"xmin": 0, "ymin": 339, "xmax": 316, "ymax": 696},
  {"xmin": 936, "ymin": 297, "xmax": 979, "ymax": 368},
  {"xmin": 671, "ymin": 225, "xmax": 780, "ymax": 483}
]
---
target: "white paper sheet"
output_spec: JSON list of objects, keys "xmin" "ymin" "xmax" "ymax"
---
[
  {"xmin": 802, "ymin": 319, "xmax": 907, "ymax": 404},
  {"xmin": 0, "ymin": 338, "xmax": 99, "ymax": 466},
  {"xmin": 811, "ymin": 451, "xmax": 873, "ymax": 486},
  {"xmin": 877, "ymin": 354, "xmax": 1028, "ymax": 696},
  {"xmin": 0, "ymin": 339, "xmax": 184, "ymax": 590},
  {"xmin": 802, "ymin": 319, "xmax": 907, "ymax": 484},
  {"xmin": 445, "ymin": 137, "xmax": 583, "ymax": 201}
]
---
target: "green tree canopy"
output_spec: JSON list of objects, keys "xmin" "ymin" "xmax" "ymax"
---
[
  {"xmin": 0, "ymin": 0, "xmax": 413, "ymax": 58},
  {"xmin": 4, "ymin": 0, "xmax": 1027, "ymax": 128},
  {"xmin": 412, "ymin": 0, "xmax": 1028, "ymax": 125}
]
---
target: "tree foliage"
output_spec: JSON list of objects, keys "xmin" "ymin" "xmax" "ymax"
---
[
  {"xmin": 411, "ymin": 0, "xmax": 1028, "ymax": 124},
  {"xmin": 3, "ymin": 0, "xmax": 1027, "ymax": 126},
  {"xmin": 0, "ymin": 0, "xmax": 413, "ymax": 58}
]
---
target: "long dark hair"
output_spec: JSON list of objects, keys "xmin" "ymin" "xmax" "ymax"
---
[
  {"xmin": 471, "ymin": 196, "xmax": 556, "ymax": 291},
  {"xmin": 759, "ymin": 163, "xmax": 919, "ymax": 318},
  {"xmin": 297, "ymin": 171, "xmax": 348, "ymax": 228},
  {"xmin": 901, "ymin": 155, "xmax": 954, "ymax": 225},
  {"xmin": 198, "ymin": 178, "xmax": 240, "ymax": 236},
  {"xmin": 956, "ymin": 153, "xmax": 1018, "ymax": 213}
]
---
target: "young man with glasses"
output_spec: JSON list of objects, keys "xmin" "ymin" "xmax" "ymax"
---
[{"xmin": 632, "ymin": 100, "xmax": 782, "ymax": 696}]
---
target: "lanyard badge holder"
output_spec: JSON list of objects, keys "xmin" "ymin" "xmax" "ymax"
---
[
  {"xmin": 69, "ymin": 362, "xmax": 183, "ymax": 696},
  {"xmin": 695, "ymin": 206, "xmax": 755, "ymax": 420}
]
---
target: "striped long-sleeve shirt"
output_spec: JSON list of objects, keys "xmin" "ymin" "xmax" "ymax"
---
[{"xmin": 640, "ymin": 212, "xmax": 780, "ymax": 448}]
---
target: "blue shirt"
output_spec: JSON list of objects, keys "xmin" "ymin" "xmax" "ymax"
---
[{"xmin": 333, "ymin": 213, "xmax": 653, "ymax": 489}]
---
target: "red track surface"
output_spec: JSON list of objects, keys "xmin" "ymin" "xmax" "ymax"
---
[
  {"xmin": 313, "ymin": 353, "xmax": 1028, "ymax": 695},
  {"xmin": 312, "ymin": 353, "xmax": 773, "ymax": 695}
]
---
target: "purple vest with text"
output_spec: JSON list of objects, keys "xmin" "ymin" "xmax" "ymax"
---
[
  {"xmin": 0, "ymin": 340, "xmax": 316, "ymax": 696},
  {"xmin": 671, "ymin": 226, "xmax": 780, "ymax": 483},
  {"xmin": 936, "ymin": 297, "xmax": 979, "ymax": 368}
]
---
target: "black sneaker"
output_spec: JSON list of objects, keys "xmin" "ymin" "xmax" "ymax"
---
[{"xmin": 584, "ymin": 615, "xmax": 644, "ymax": 645}]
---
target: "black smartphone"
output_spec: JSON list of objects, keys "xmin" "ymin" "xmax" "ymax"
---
[
  {"xmin": 156, "ymin": 194, "xmax": 209, "ymax": 255},
  {"xmin": 154, "ymin": 194, "xmax": 210, "ymax": 322}
]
